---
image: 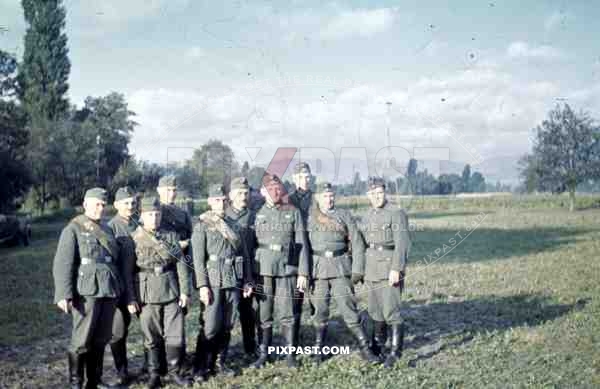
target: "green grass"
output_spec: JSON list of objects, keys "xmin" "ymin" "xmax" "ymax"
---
[{"xmin": 1, "ymin": 202, "xmax": 600, "ymax": 388}]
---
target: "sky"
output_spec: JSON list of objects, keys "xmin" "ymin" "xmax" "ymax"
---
[{"xmin": 1, "ymin": 0, "xmax": 599, "ymax": 184}]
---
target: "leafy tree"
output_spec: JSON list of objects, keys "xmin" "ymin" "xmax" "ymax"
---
[
  {"xmin": 189, "ymin": 139, "xmax": 239, "ymax": 195},
  {"xmin": 470, "ymin": 171, "xmax": 485, "ymax": 192},
  {"xmin": 517, "ymin": 154, "xmax": 541, "ymax": 193},
  {"xmin": 75, "ymin": 92, "xmax": 137, "ymax": 187},
  {"xmin": 527, "ymin": 104, "xmax": 600, "ymax": 211},
  {"xmin": 18, "ymin": 0, "xmax": 71, "ymax": 212},
  {"xmin": 462, "ymin": 164, "xmax": 472, "ymax": 193}
]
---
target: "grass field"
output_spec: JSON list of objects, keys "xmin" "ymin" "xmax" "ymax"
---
[{"xmin": 1, "ymin": 195, "xmax": 599, "ymax": 388}]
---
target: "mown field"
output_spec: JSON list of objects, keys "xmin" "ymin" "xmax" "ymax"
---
[{"xmin": 1, "ymin": 194, "xmax": 599, "ymax": 388}]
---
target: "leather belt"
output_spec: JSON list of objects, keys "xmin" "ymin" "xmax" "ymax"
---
[
  {"xmin": 138, "ymin": 263, "xmax": 175, "ymax": 275},
  {"xmin": 208, "ymin": 254, "xmax": 235, "ymax": 264},
  {"xmin": 258, "ymin": 243, "xmax": 286, "ymax": 252},
  {"xmin": 312, "ymin": 248, "xmax": 348, "ymax": 258},
  {"xmin": 81, "ymin": 256, "xmax": 112, "ymax": 265},
  {"xmin": 368, "ymin": 243, "xmax": 395, "ymax": 251}
]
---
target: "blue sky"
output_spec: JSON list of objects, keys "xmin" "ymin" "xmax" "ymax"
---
[{"xmin": 1, "ymin": 0, "xmax": 599, "ymax": 183}]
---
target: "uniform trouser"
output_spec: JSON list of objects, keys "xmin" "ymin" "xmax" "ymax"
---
[
  {"xmin": 311, "ymin": 277, "xmax": 361, "ymax": 327},
  {"xmin": 366, "ymin": 280, "xmax": 404, "ymax": 324},
  {"xmin": 69, "ymin": 296, "xmax": 117, "ymax": 354},
  {"xmin": 140, "ymin": 300, "xmax": 185, "ymax": 349},
  {"xmin": 110, "ymin": 302, "xmax": 132, "ymax": 344},
  {"xmin": 256, "ymin": 275, "xmax": 296, "ymax": 329},
  {"xmin": 238, "ymin": 291, "xmax": 257, "ymax": 348},
  {"xmin": 203, "ymin": 287, "xmax": 240, "ymax": 340}
]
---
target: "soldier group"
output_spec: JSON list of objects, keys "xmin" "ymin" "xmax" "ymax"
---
[{"xmin": 53, "ymin": 162, "xmax": 411, "ymax": 389}]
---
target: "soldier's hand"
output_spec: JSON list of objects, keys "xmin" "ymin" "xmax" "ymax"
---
[
  {"xmin": 127, "ymin": 302, "xmax": 140, "ymax": 314},
  {"xmin": 179, "ymin": 239, "xmax": 190, "ymax": 250},
  {"xmin": 296, "ymin": 275, "xmax": 308, "ymax": 292},
  {"xmin": 179, "ymin": 294, "xmax": 189, "ymax": 308},
  {"xmin": 388, "ymin": 270, "xmax": 401, "ymax": 287},
  {"xmin": 199, "ymin": 287, "xmax": 212, "ymax": 306},
  {"xmin": 57, "ymin": 299, "xmax": 72, "ymax": 314},
  {"xmin": 243, "ymin": 283, "xmax": 254, "ymax": 298},
  {"xmin": 351, "ymin": 273, "xmax": 364, "ymax": 285}
]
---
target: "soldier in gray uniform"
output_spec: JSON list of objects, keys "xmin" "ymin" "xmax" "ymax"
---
[
  {"xmin": 129, "ymin": 197, "xmax": 192, "ymax": 388},
  {"xmin": 251, "ymin": 173, "xmax": 310, "ymax": 369},
  {"xmin": 156, "ymin": 175, "xmax": 193, "ymax": 370},
  {"xmin": 359, "ymin": 177, "xmax": 410, "ymax": 368},
  {"xmin": 308, "ymin": 182, "xmax": 379, "ymax": 364},
  {"xmin": 53, "ymin": 188, "xmax": 122, "ymax": 389},
  {"xmin": 288, "ymin": 162, "xmax": 313, "ymax": 346},
  {"xmin": 225, "ymin": 177, "xmax": 258, "ymax": 357},
  {"xmin": 106, "ymin": 186, "xmax": 138, "ymax": 385},
  {"xmin": 192, "ymin": 184, "xmax": 254, "ymax": 380}
]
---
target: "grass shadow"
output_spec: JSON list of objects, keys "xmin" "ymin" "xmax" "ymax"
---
[
  {"xmin": 412, "ymin": 226, "xmax": 596, "ymax": 264},
  {"xmin": 402, "ymin": 293, "xmax": 585, "ymax": 366}
]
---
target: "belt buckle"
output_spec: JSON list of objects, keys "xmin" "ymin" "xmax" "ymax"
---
[
  {"xmin": 377, "ymin": 246, "xmax": 383, "ymax": 251},
  {"xmin": 154, "ymin": 266, "xmax": 163, "ymax": 275},
  {"xmin": 81, "ymin": 258, "xmax": 91, "ymax": 265},
  {"xmin": 324, "ymin": 251, "xmax": 334, "ymax": 258},
  {"xmin": 271, "ymin": 244, "xmax": 282, "ymax": 251},
  {"xmin": 105, "ymin": 256, "xmax": 112, "ymax": 263}
]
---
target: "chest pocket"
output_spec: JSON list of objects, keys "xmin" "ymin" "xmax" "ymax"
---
[
  {"xmin": 80, "ymin": 234, "xmax": 103, "ymax": 260},
  {"xmin": 255, "ymin": 218, "xmax": 269, "ymax": 242},
  {"xmin": 383, "ymin": 215, "xmax": 394, "ymax": 243}
]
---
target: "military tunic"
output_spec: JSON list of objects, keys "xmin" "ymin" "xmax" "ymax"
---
[
  {"xmin": 308, "ymin": 208, "xmax": 366, "ymax": 327},
  {"xmin": 53, "ymin": 215, "xmax": 122, "ymax": 355},
  {"xmin": 192, "ymin": 212, "xmax": 248, "ymax": 340},
  {"xmin": 225, "ymin": 206, "xmax": 258, "ymax": 352},
  {"xmin": 253, "ymin": 203, "xmax": 309, "ymax": 328},
  {"xmin": 107, "ymin": 215, "xmax": 137, "ymax": 347},
  {"xmin": 131, "ymin": 226, "xmax": 191, "ymax": 349},
  {"xmin": 359, "ymin": 202, "xmax": 410, "ymax": 324}
]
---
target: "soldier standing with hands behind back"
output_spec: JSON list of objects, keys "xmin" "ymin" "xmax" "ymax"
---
[
  {"xmin": 192, "ymin": 184, "xmax": 254, "ymax": 380},
  {"xmin": 53, "ymin": 188, "xmax": 122, "ymax": 389},
  {"xmin": 129, "ymin": 197, "xmax": 191, "ymax": 388},
  {"xmin": 106, "ymin": 186, "xmax": 138, "ymax": 385},
  {"xmin": 225, "ymin": 177, "xmax": 258, "ymax": 357},
  {"xmin": 360, "ymin": 177, "xmax": 410, "ymax": 368},
  {"xmin": 288, "ymin": 162, "xmax": 313, "ymax": 347}
]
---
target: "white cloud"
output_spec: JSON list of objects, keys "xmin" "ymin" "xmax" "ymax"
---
[
  {"xmin": 506, "ymin": 41, "xmax": 565, "ymax": 60},
  {"xmin": 184, "ymin": 46, "xmax": 206, "ymax": 59},
  {"xmin": 544, "ymin": 10, "xmax": 570, "ymax": 31},
  {"xmin": 319, "ymin": 8, "xmax": 398, "ymax": 40}
]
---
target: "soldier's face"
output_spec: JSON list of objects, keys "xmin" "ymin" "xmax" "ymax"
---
[
  {"xmin": 229, "ymin": 189, "xmax": 248, "ymax": 210},
  {"xmin": 141, "ymin": 211, "xmax": 161, "ymax": 231},
  {"xmin": 367, "ymin": 187, "xmax": 386, "ymax": 208},
  {"xmin": 115, "ymin": 197, "xmax": 136, "ymax": 219},
  {"xmin": 293, "ymin": 172, "xmax": 311, "ymax": 191},
  {"xmin": 83, "ymin": 198, "xmax": 106, "ymax": 221},
  {"xmin": 318, "ymin": 191, "xmax": 335, "ymax": 210},
  {"xmin": 262, "ymin": 182, "xmax": 282, "ymax": 204},
  {"xmin": 158, "ymin": 186, "xmax": 177, "ymax": 204},
  {"xmin": 209, "ymin": 196, "xmax": 227, "ymax": 215}
]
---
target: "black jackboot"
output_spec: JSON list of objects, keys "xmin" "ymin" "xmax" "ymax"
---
[
  {"xmin": 215, "ymin": 332, "xmax": 235, "ymax": 377},
  {"xmin": 192, "ymin": 332, "xmax": 208, "ymax": 383},
  {"xmin": 85, "ymin": 347, "xmax": 110, "ymax": 389},
  {"xmin": 282, "ymin": 324, "xmax": 298, "ymax": 368},
  {"xmin": 250, "ymin": 327, "xmax": 272, "ymax": 369},
  {"xmin": 312, "ymin": 323, "xmax": 327, "ymax": 364},
  {"xmin": 383, "ymin": 323, "xmax": 404, "ymax": 368},
  {"xmin": 350, "ymin": 326, "xmax": 381, "ymax": 364},
  {"xmin": 165, "ymin": 346, "xmax": 191, "ymax": 387},
  {"xmin": 372, "ymin": 321, "xmax": 388, "ymax": 360},
  {"xmin": 147, "ymin": 347, "xmax": 162, "ymax": 389},
  {"xmin": 110, "ymin": 339, "xmax": 130, "ymax": 385},
  {"xmin": 68, "ymin": 352, "xmax": 85, "ymax": 389}
]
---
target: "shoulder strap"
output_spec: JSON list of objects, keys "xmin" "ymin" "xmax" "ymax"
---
[{"xmin": 72, "ymin": 215, "xmax": 118, "ymax": 259}]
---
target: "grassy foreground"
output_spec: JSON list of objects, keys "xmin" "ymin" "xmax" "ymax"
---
[{"xmin": 1, "ymin": 199, "xmax": 599, "ymax": 388}]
